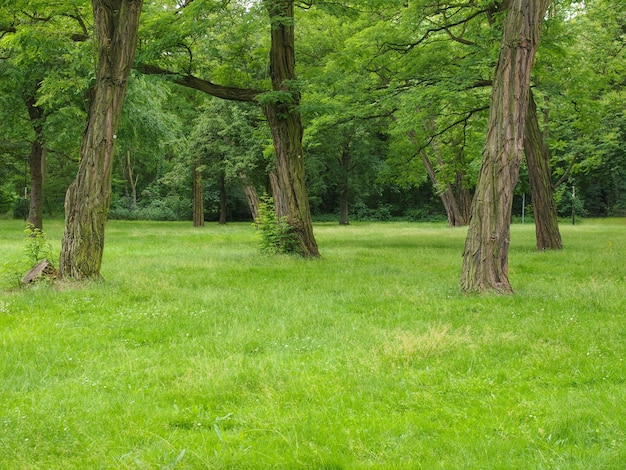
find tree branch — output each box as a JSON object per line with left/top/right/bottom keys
{"left": 383, "top": 8, "right": 489, "bottom": 53}
{"left": 136, "top": 63, "right": 263, "bottom": 102}
{"left": 412, "top": 105, "right": 489, "bottom": 156}
{"left": 553, "top": 155, "right": 577, "bottom": 188}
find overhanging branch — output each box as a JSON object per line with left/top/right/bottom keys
{"left": 136, "top": 63, "right": 263, "bottom": 102}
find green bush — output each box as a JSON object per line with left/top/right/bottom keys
{"left": 1, "top": 225, "right": 58, "bottom": 287}
{"left": 109, "top": 196, "right": 191, "bottom": 221}
{"left": 254, "top": 195, "right": 299, "bottom": 254}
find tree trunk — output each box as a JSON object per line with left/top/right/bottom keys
{"left": 524, "top": 89, "right": 562, "bottom": 250}
{"left": 262, "top": 0, "right": 319, "bottom": 257}
{"left": 218, "top": 172, "right": 227, "bottom": 225}
{"left": 338, "top": 146, "right": 350, "bottom": 225}
{"left": 408, "top": 129, "right": 467, "bottom": 227}
{"left": 460, "top": 0, "right": 551, "bottom": 293}
{"left": 60, "top": 0, "right": 142, "bottom": 280}
{"left": 193, "top": 164, "right": 204, "bottom": 227}
{"left": 126, "top": 150, "right": 138, "bottom": 209}
{"left": 25, "top": 95, "right": 45, "bottom": 230}
{"left": 268, "top": 171, "right": 288, "bottom": 217}
{"left": 457, "top": 171, "right": 472, "bottom": 224}
{"left": 239, "top": 173, "right": 260, "bottom": 221}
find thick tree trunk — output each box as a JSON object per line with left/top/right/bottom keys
{"left": 338, "top": 146, "right": 350, "bottom": 225}
{"left": 25, "top": 95, "right": 45, "bottom": 230}
{"left": 218, "top": 173, "right": 227, "bottom": 225}
{"left": 262, "top": 0, "right": 319, "bottom": 256}
{"left": 524, "top": 89, "right": 562, "bottom": 250}
{"left": 460, "top": 0, "right": 551, "bottom": 293}
{"left": 268, "top": 171, "right": 288, "bottom": 217}
{"left": 60, "top": 0, "right": 142, "bottom": 280}
{"left": 239, "top": 173, "right": 260, "bottom": 221}
{"left": 193, "top": 164, "right": 204, "bottom": 227}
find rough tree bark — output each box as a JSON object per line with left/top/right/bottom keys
{"left": 268, "top": 170, "right": 288, "bottom": 217}
{"left": 460, "top": 0, "right": 551, "bottom": 293}
{"left": 25, "top": 94, "right": 45, "bottom": 230}
{"left": 239, "top": 173, "right": 260, "bottom": 221}
{"left": 261, "top": 0, "right": 319, "bottom": 256}
{"left": 524, "top": 88, "right": 562, "bottom": 250}
{"left": 60, "top": 0, "right": 143, "bottom": 280}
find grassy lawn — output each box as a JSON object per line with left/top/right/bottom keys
{"left": 1, "top": 218, "right": 625, "bottom": 469}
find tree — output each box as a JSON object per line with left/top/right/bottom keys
{"left": 137, "top": 0, "right": 319, "bottom": 255}
{"left": 460, "top": 0, "right": 552, "bottom": 293}
{"left": 0, "top": 2, "right": 91, "bottom": 228}
{"left": 60, "top": 0, "right": 143, "bottom": 280}
{"left": 524, "top": 88, "right": 562, "bottom": 250}
{"left": 539, "top": 0, "right": 626, "bottom": 218}
{"left": 182, "top": 99, "right": 267, "bottom": 224}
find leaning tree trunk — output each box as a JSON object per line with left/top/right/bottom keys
{"left": 240, "top": 173, "right": 260, "bottom": 221}
{"left": 408, "top": 129, "right": 467, "bottom": 227}
{"left": 25, "top": 95, "right": 45, "bottom": 231}
{"left": 262, "top": 0, "right": 319, "bottom": 257}
{"left": 524, "top": 88, "right": 562, "bottom": 250}
{"left": 60, "top": 0, "right": 142, "bottom": 280}
{"left": 460, "top": 0, "right": 551, "bottom": 293}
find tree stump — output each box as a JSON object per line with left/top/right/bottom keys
{"left": 21, "top": 259, "right": 58, "bottom": 285}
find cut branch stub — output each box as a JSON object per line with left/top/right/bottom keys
{"left": 21, "top": 259, "right": 58, "bottom": 285}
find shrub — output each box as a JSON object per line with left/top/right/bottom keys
{"left": 1, "top": 225, "right": 58, "bottom": 288}
{"left": 109, "top": 196, "right": 191, "bottom": 221}
{"left": 254, "top": 195, "right": 299, "bottom": 255}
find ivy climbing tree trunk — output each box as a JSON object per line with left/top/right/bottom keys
{"left": 460, "top": 0, "right": 551, "bottom": 293}
{"left": 524, "top": 89, "right": 562, "bottom": 250}
{"left": 262, "top": 0, "right": 319, "bottom": 256}
{"left": 60, "top": 0, "right": 143, "bottom": 280}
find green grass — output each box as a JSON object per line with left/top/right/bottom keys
{"left": 1, "top": 218, "right": 625, "bottom": 469}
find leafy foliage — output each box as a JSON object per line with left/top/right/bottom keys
{"left": 0, "top": 0, "right": 624, "bottom": 224}
{"left": 254, "top": 195, "right": 299, "bottom": 254}
{"left": 1, "top": 224, "right": 58, "bottom": 287}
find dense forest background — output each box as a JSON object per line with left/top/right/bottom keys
{"left": 1, "top": 0, "right": 624, "bottom": 224}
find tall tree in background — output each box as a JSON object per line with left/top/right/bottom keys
{"left": 60, "top": 0, "right": 143, "bottom": 280}
{"left": 461, "top": 0, "right": 551, "bottom": 293}
{"left": 24, "top": 89, "right": 45, "bottom": 230}
{"left": 0, "top": 3, "right": 91, "bottom": 229}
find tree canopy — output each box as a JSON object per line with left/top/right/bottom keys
{"left": 1, "top": 0, "right": 624, "bottom": 286}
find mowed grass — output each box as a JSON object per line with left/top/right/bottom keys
{"left": 0, "top": 218, "right": 625, "bottom": 469}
